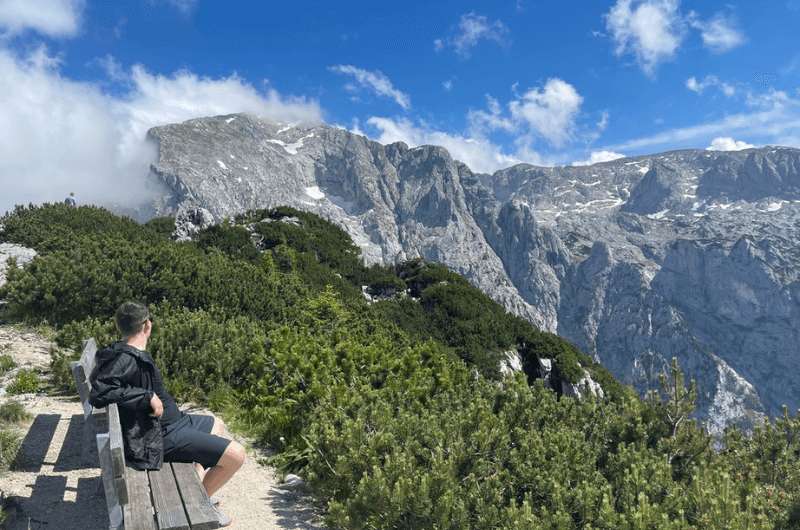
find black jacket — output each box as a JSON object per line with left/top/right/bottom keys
{"left": 89, "top": 342, "right": 164, "bottom": 470}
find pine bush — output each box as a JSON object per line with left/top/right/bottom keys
{"left": 1, "top": 204, "right": 799, "bottom": 528}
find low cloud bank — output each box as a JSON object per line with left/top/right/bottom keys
{"left": 0, "top": 46, "right": 322, "bottom": 215}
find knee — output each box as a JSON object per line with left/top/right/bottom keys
{"left": 223, "top": 441, "right": 245, "bottom": 470}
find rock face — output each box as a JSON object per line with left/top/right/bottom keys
{"left": 146, "top": 113, "right": 800, "bottom": 433}
{"left": 173, "top": 205, "right": 215, "bottom": 241}
{"left": 0, "top": 243, "right": 37, "bottom": 288}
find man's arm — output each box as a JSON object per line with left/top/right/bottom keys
{"left": 89, "top": 354, "right": 153, "bottom": 414}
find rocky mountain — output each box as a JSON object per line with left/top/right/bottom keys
{"left": 146, "top": 113, "right": 800, "bottom": 433}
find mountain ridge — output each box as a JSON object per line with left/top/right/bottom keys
{"left": 146, "top": 113, "right": 800, "bottom": 432}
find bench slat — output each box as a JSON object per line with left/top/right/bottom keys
{"left": 80, "top": 337, "right": 98, "bottom": 379}
{"left": 70, "top": 359, "right": 99, "bottom": 466}
{"left": 172, "top": 463, "right": 220, "bottom": 530}
{"left": 105, "top": 403, "right": 130, "bottom": 508}
{"left": 70, "top": 361, "right": 93, "bottom": 419}
{"left": 149, "top": 466, "right": 191, "bottom": 530}
{"left": 97, "top": 433, "right": 124, "bottom": 529}
{"left": 123, "top": 469, "right": 157, "bottom": 530}
{"left": 107, "top": 404, "right": 126, "bottom": 475}
{"left": 92, "top": 406, "right": 109, "bottom": 434}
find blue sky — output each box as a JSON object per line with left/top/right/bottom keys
{"left": 1, "top": 0, "right": 800, "bottom": 209}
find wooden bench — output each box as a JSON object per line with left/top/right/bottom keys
{"left": 71, "top": 338, "right": 221, "bottom": 530}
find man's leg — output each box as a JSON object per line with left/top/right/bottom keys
{"left": 202, "top": 441, "right": 246, "bottom": 497}
{"left": 195, "top": 417, "right": 229, "bottom": 482}
{"left": 190, "top": 415, "right": 245, "bottom": 497}
{"left": 165, "top": 415, "right": 243, "bottom": 494}
{"left": 195, "top": 462, "right": 206, "bottom": 481}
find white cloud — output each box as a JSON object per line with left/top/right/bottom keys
{"left": 94, "top": 54, "right": 126, "bottom": 82}
{"left": 365, "top": 81, "right": 587, "bottom": 173}
{"left": 609, "top": 89, "right": 800, "bottom": 152}
{"left": 508, "top": 78, "right": 583, "bottom": 147}
{"left": 147, "top": 0, "right": 197, "bottom": 15}
{"left": 686, "top": 75, "right": 735, "bottom": 96}
{"left": 0, "top": 46, "right": 322, "bottom": 215}
{"left": 689, "top": 13, "right": 744, "bottom": 53}
{"left": 436, "top": 12, "right": 509, "bottom": 58}
{"left": 572, "top": 150, "right": 626, "bottom": 166}
{"left": 468, "top": 94, "right": 515, "bottom": 135}
{"left": 604, "top": 2, "right": 746, "bottom": 75}
{"left": 605, "top": 0, "right": 685, "bottom": 76}
{"left": 329, "top": 64, "right": 410, "bottom": 110}
{"left": 366, "top": 117, "right": 525, "bottom": 173}
{"left": 0, "top": 0, "right": 84, "bottom": 37}
{"left": 706, "top": 137, "right": 755, "bottom": 151}
{"left": 442, "top": 79, "right": 454, "bottom": 92}
{"left": 165, "top": 0, "right": 196, "bottom": 14}
{"left": 466, "top": 79, "right": 586, "bottom": 154}
{"left": 745, "top": 88, "right": 793, "bottom": 110}
{"left": 596, "top": 111, "right": 610, "bottom": 132}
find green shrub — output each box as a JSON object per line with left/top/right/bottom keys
{"left": 0, "top": 428, "right": 21, "bottom": 473}
{"left": 7, "top": 369, "right": 40, "bottom": 395}
{"left": 196, "top": 223, "right": 259, "bottom": 261}
{"left": 49, "top": 317, "right": 118, "bottom": 393}
{"left": 0, "top": 354, "right": 15, "bottom": 376}
{"left": 3, "top": 203, "right": 800, "bottom": 528}
{"left": 244, "top": 206, "right": 363, "bottom": 275}
{"left": 48, "top": 348, "right": 80, "bottom": 394}
{"left": 1, "top": 235, "right": 303, "bottom": 326}
{"left": 0, "top": 401, "right": 31, "bottom": 424}
{"left": 143, "top": 216, "right": 176, "bottom": 239}
{"left": 397, "top": 259, "right": 470, "bottom": 297}
{"left": 54, "top": 317, "right": 117, "bottom": 353}
{"left": 362, "top": 264, "right": 406, "bottom": 295}
{"left": 0, "top": 203, "right": 162, "bottom": 253}
{"left": 147, "top": 303, "right": 271, "bottom": 403}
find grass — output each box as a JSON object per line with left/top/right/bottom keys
{"left": 0, "top": 354, "right": 14, "bottom": 376}
{"left": 0, "top": 428, "right": 21, "bottom": 473}
{"left": 6, "top": 369, "right": 40, "bottom": 395}
{"left": 0, "top": 401, "right": 30, "bottom": 425}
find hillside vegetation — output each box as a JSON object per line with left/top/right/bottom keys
{"left": 1, "top": 203, "right": 800, "bottom": 529}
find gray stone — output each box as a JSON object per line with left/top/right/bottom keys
{"left": 499, "top": 350, "right": 523, "bottom": 376}
{"left": 561, "top": 364, "right": 605, "bottom": 400}
{"left": 173, "top": 205, "right": 215, "bottom": 241}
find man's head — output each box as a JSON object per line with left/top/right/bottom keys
{"left": 115, "top": 301, "right": 151, "bottom": 339}
{"left": 69, "top": 192, "right": 75, "bottom": 197}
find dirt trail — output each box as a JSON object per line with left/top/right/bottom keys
{"left": 0, "top": 325, "right": 323, "bottom": 529}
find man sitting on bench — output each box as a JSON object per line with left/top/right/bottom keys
{"left": 89, "top": 301, "right": 245, "bottom": 527}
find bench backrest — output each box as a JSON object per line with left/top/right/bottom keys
{"left": 70, "top": 338, "right": 129, "bottom": 514}
{"left": 72, "top": 338, "right": 97, "bottom": 419}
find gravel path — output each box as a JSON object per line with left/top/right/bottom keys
{"left": 0, "top": 325, "right": 324, "bottom": 529}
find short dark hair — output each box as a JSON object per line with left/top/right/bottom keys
{"left": 115, "top": 301, "right": 150, "bottom": 337}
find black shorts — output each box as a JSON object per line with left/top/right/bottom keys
{"left": 162, "top": 413, "right": 231, "bottom": 469}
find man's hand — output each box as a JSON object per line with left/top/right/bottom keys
{"left": 150, "top": 393, "right": 163, "bottom": 418}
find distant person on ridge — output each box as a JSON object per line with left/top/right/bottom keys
{"left": 89, "top": 301, "right": 244, "bottom": 527}
{"left": 64, "top": 192, "right": 77, "bottom": 207}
